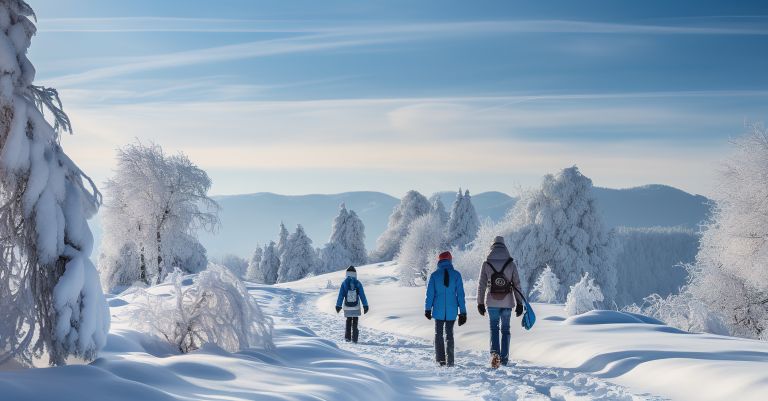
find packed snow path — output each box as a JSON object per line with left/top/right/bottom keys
{"left": 271, "top": 283, "right": 664, "bottom": 400}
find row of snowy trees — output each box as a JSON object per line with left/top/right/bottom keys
{"left": 370, "top": 189, "right": 480, "bottom": 285}
{"left": 445, "top": 167, "right": 619, "bottom": 312}
{"left": 0, "top": 0, "right": 110, "bottom": 367}
{"left": 98, "top": 142, "right": 220, "bottom": 290}
{"left": 245, "top": 203, "right": 368, "bottom": 283}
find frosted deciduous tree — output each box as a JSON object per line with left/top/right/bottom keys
{"left": 685, "top": 125, "right": 768, "bottom": 339}
{"left": 135, "top": 266, "right": 273, "bottom": 353}
{"left": 371, "top": 190, "right": 431, "bottom": 262}
{"left": 396, "top": 213, "right": 445, "bottom": 286}
{"left": 446, "top": 189, "right": 480, "bottom": 250}
{"left": 319, "top": 203, "right": 367, "bottom": 273}
{"left": 531, "top": 265, "right": 561, "bottom": 303}
{"left": 245, "top": 245, "right": 264, "bottom": 282}
{"left": 429, "top": 194, "right": 449, "bottom": 225}
{"left": 564, "top": 272, "right": 604, "bottom": 316}
{"left": 98, "top": 142, "right": 219, "bottom": 290}
{"left": 0, "top": 0, "right": 109, "bottom": 366}
{"left": 502, "top": 167, "right": 618, "bottom": 302}
{"left": 277, "top": 225, "right": 317, "bottom": 282}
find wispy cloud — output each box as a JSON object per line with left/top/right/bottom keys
{"left": 38, "top": 17, "right": 768, "bottom": 35}
{"left": 42, "top": 17, "right": 768, "bottom": 86}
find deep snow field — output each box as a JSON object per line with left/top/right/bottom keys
{"left": 1, "top": 262, "right": 767, "bottom": 401}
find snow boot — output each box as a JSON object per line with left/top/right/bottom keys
{"left": 491, "top": 353, "right": 501, "bottom": 369}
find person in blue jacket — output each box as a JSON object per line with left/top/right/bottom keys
{"left": 335, "top": 266, "right": 369, "bottom": 343}
{"left": 424, "top": 251, "right": 467, "bottom": 367}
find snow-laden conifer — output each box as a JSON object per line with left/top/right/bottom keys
{"left": 564, "top": 272, "right": 604, "bottom": 316}
{"left": 371, "top": 190, "right": 431, "bottom": 262}
{"left": 446, "top": 189, "right": 480, "bottom": 250}
{"left": 531, "top": 265, "right": 561, "bottom": 303}
{"left": 277, "top": 225, "right": 317, "bottom": 282}
{"left": 0, "top": 0, "right": 109, "bottom": 366}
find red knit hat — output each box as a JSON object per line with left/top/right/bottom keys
{"left": 438, "top": 251, "right": 452, "bottom": 261}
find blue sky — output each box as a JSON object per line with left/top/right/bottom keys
{"left": 27, "top": 0, "right": 768, "bottom": 197}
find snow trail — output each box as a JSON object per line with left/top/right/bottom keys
{"left": 272, "top": 285, "right": 665, "bottom": 401}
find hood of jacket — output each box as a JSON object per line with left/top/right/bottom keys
{"left": 487, "top": 237, "right": 511, "bottom": 263}
{"left": 437, "top": 259, "right": 454, "bottom": 270}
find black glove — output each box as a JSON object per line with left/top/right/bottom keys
{"left": 458, "top": 314, "right": 467, "bottom": 326}
{"left": 477, "top": 304, "right": 486, "bottom": 316}
{"left": 363, "top": 305, "right": 369, "bottom": 314}
{"left": 335, "top": 306, "right": 342, "bottom": 313}
{"left": 425, "top": 310, "right": 432, "bottom": 320}
{"left": 515, "top": 303, "right": 524, "bottom": 317}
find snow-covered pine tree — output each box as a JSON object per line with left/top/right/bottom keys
{"left": 685, "top": 125, "right": 768, "bottom": 339}
{"left": 446, "top": 189, "right": 480, "bottom": 250}
{"left": 245, "top": 245, "right": 264, "bottom": 282}
{"left": 259, "top": 241, "right": 281, "bottom": 285}
{"left": 396, "top": 213, "right": 445, "bottom": 286}
{"left": 370, "top": 190, "right": 431, "bottom": 262}
{"left": 564, "top": 272, "right": 604, "bottom": 316}
{"left": 429, "top": 194, "right": 449, "bottom": 225}
{"left": 276, "top": 222, "right": 289, "bottom": 256}
{"left": 502, "top": 167, "right": 618, "bottom": 302}
{"left": 319, "top": 203, "right": 367, "bottom": 273}
{"left": 531, "top": 265, "right": 561, "bottom": 303}
{"left": 0, "top": 0, "right": 109, "bottom": 366}
{"left": 277, "top": 225, "right": 317, "bottom": 282}
{"left": 98, "top": 142, "right": 219, "bottom": 289}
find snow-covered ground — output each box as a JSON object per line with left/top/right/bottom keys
{"left": 301, "top": 263, "right": 768, "bottom": 401}
{"left": 3, "top": 262, "right": 767, "bottom": 401}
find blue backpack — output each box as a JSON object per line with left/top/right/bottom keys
{"left": 512, "top": 286, "right": 536, "bottom": 330}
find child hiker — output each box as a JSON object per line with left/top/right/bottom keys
{"left": 424, "top": 251, "right": 467, "bottom": 367}
{"left": 335, "top": 266, "right": 369, "bottom": 343}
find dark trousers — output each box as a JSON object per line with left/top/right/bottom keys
{"left": 345, "top": 317, "right": 359, "bottom": 343}
{"left": 434, "top": 320, "right": 455, "bottom": 366}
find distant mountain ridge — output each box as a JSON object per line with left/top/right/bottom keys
{"left": 194, "top": 185, "right": 710, "bottom": 258}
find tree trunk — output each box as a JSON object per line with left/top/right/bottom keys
{"left": 156, "top": 229, "right": 162, "bottom": 284}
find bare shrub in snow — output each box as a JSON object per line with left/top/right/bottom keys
{"left": 277, "top": 225, "right": 317, "bottom": 282}
{"left": 531, "top": 265, "right": 561, "bottom": 303}
{"left": 135, "top": 265, "right": 273, "bottom": 353}
{"left": 0, "top": 0, "right": 109, "bottom": 366}
{"left": 623, "top": 291, "right": 728, "bottom": 335}
{"left": 319, "top": 203, "right": 367, "bottom": 274}
{"left": 396, "top": 213, "right": 445, "bottom": 286}
{"left": 564, "top": 273, "right": 604, "bottom": 316}
{"left": 370, "top": 190, "right": 431, "bottom": 262}
{"left": 98, "top": 142, "right": 219, "bottom": 290}
{"left": 446, "top": 189, "right": 480, "bottom": 250}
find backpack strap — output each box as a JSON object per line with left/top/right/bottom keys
{"left": 488, "top": 257, "right": 514, "bottom": 274}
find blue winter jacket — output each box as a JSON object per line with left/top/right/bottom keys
{"left": 335, "top": 277, "right": 369, "bottom": 308}
{"left": 425, "top": 260, "right": 467, "bottom": 321}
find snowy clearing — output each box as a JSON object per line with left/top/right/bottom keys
{"left": 2, "top": 262, "right": 767, "bottom": 400}
{"left": 303, "top": 263, "right": 768, "bottom": 401}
